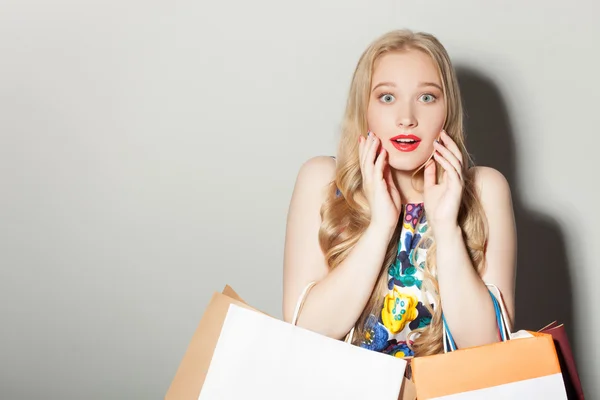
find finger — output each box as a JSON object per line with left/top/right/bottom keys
{"left": 434, "top": 140, "right": 463, "bottom": 179}
{"left": 383, "top": 156, "right": 395, "bottom": 188}
{"left": 374, "top": 148, "right": 386, "bottom": 182}
{"left": 424, "top": 158, "right": 436, "bottom": 188}
{"left": 433, "top": 152, "right": 461, "bottom": 184}
{"left": 360, "top": 132, "right": 374, "bottom": 168}
{"left": 358, "top": 136, "right": 366, "bottom": 166}
{"left": 440, "top": 130, "right": 464, "bottom": 166}
{"left": 364, "top": 133, "right": 379, "bottom": 174}
{"left": 360, "top": 134, "right": 374, "bottom": 171}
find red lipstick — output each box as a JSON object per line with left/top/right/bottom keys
{"left": 390, "top": 134, "right": 421, "bottom": 152}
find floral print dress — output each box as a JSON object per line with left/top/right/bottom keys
{"left": 358, "top": 203, "right": 434, "bottom": 359}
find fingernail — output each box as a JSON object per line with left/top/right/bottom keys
{"left": 367, "top": 131, "right": 372, "bottom": 137}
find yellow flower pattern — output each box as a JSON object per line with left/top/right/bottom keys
{"left": 381, "top": 288, "right": 419, "bottom": 334}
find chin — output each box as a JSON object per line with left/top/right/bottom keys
{"left": 388, "top": 154, "right": 430, "bottom": 173}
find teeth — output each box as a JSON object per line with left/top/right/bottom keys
{"left": 396, "top": 139, "right": 415, "bottom": 143}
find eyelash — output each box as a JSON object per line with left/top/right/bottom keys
{"left": 377, "top": 92, "right": 438, "bottom": 103}
{"left": 419, "top": 93, "right": 437, "bottom": 103}
{"left": 378, "top": 92, "right": 395, "bottom": 103}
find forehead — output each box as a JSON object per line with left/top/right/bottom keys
{"left": 371, "top": 49, "right": 441, "bottom": 87}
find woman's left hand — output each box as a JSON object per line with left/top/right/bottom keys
{"left": 424, "top": 130, "right": 465, "bottom": 236}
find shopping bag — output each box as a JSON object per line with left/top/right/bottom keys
{"left": 294, "top": 281, "right": 417, "bottom": 400}
{"left": 165, "top": 286, "right": 259, "bottom": 400}
{"left": 538, "top": 321, "right": 585, "bottom": 399}
{"left": 411, "top": 284, "right": 568, "bottom": 399}
{"left": 165, "top": 284, "right": 413, "bottom": 400}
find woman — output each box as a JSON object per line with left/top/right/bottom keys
{"left": 282, "top": 29, "right": 517, "bottom": 359}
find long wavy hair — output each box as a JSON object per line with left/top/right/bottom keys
{"left": 318, "top": 29, "right": 488, "bottom": 356}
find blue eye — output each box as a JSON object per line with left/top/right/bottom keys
{"left": 379, "top": 93, "right": 395, "bottom": 103}
{"left": 419, "top": 94, "right": 436, "bottom": 103}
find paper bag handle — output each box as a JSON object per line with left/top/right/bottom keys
{"left": 486, "top": 283, "right": 513, "bottom": 338}
{"left": 292, "top": 281, "right": 354, "bottom": 344}
{"left": 291, "top": 281, "right": 317, "bottom": 326}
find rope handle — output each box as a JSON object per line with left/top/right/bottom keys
{"left": 292, "top": 281, "right": 354, "bottom": 343}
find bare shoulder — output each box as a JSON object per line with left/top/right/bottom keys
{"left": 468, "top": 166, "right": 512, "bottom": 204}
{"left": 297, "top": 155, "right": 337, "bottom": 180}
{"left": 468, "top": 166, "right": 515, "bottom": 238}
{"left": 294, "top": 155, "right": 337, "bottom": 199}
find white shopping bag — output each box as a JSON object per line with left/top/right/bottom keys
{"left": 199, "top": 303, "right": 408, "bottom": 399}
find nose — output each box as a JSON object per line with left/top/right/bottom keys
{"left": 396, "top": 105, "right": 417, "bottom": 129}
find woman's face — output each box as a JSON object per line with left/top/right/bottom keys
{"left": 367, "top": 49, "right": 446, "bottom": 172}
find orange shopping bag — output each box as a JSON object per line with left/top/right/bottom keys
{"left": 411, "top": 284, "right": 568, "bottom": 399}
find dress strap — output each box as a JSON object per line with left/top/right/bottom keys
{"left": 330, "top": 156, "right": 342, "bottom": 198}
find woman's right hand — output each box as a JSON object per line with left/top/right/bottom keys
{"left": 358, "top": 131, "right": 402, "bottom": 236}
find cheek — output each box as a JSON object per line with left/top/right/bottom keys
{"left": 367, "top": 104, "right": 391, "bottom": 132}
{"left": 366, "top": 105, "right": 378, "bottom": 131}
{"left": 418, "top": 104, "right": 446, "bottom": 131}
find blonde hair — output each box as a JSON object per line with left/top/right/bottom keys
{"left": 318, "top": 29, "right": 487, "bottom": 356}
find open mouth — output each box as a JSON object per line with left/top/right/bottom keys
{"left": 390, "top": 135, "right": 421, "bottom": 152}
{"left": 395, "top": 138, "right": 418, "bottom": 144}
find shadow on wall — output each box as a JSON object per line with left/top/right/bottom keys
{"left": 455, "top": 66, "right": 576, "bottom": 352}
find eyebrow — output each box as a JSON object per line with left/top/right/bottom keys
{"left": 371, "top": 81, "right": 443, "bottom": 92}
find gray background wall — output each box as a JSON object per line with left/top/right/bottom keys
{"left": 1, "top": 0, "right": 597, "bottom": 398}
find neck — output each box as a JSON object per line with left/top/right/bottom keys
{"left": 392, "top": 169, "right": 425, "bottom": 204}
